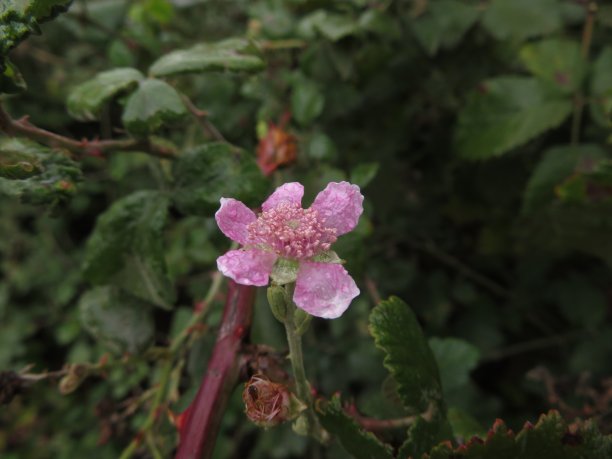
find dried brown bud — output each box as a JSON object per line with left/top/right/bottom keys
{"left": 59, "top": 364, "right": 90, "bottom": 395}
{"left": 243, "top": 374, "right": 303, "bottom": 428}
{"left": 0, "top": 371, "right": 23, "bottom": 405}
{"left": 256, "top": 123, "right": 298, "bottom": 176}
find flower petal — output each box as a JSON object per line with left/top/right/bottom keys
{"left": 311, "top": 181, "right": 364, "bottom": 236}
{"left": 293, "top": 261, "right": 359, "bottom": 319}
{"left": 217, "top": 249, "right": 277, "bottom": 286}
{"left": 215, "top": 198, "right": 256, "bottom": 245}
{"left": 262, "top": 182, "right": 304, "bottom": 212}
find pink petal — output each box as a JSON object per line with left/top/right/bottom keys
{"left": 217, "top": 249, "right": 277, "bottom": 286}
{"left": 311, "top": 182, "right": 364, "bottom": 236}
{"left": 293, "top": 261, "right": 359, "bottom": 319}
{"left": 215, "top": 198, "right": 256, "bottom": 245}
{"left": 262, "top": 182, "right": 304, "bottom": 212}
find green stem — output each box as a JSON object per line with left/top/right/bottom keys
{"left": 282, "top": 284, "right": 327, "bottom": 443}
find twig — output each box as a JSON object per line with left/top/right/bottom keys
{"left": 174, "top": 281, "right": 256, "bottom": 459}
{"left": 0, "top": 105, "right": 178, "bottom": 159}
{"left": 571, "top": 1, "right": 597, "bottom": 145}
{"left": 182, "top": 96, "right": 228, "bottom": 143}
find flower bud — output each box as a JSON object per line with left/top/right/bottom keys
{"left": 59, "top": 364, "right": 90, "bottom": 395}
{"left": 267, "top": 284, "right": 288, "bottom": 323}
{"left": 243, "top": 374, "right": 304, "bottom": 428}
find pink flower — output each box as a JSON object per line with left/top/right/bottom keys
{"left": 215, "top": 182, "right": 363, "bottom": 319}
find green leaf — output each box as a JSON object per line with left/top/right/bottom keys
{"left": 82, "top": 190, "right": 175, "bottom": 309}
{"left": 78, "top": 286, "right": 154, "bottom": 354}
{"left": 520, "top": 39, "right": 586, "bottom": 94}
{"left": 455, "top": 77, "right": 572, "bottom": 159}
{"left": 410, "top": 0, "right": 479, "bottom": 56}
{"left": 369, "top": 296, "right": 445, "bottom": 414}
{"left": 428, "top": 337, "right": 480, "bottom": 394}
{"left": 590, "top": 47, "right": 612, "bottom": 126}
{"left": 149, "top": 38, "right": 265, "bottom": 77}
{"left": 171, "top": 142, "right": 267, "bottom": 215}
{"left": 350, "top": 162, "right": 379, "bottom": 189}
{"left": 426, "top": 411, "right": 612, "bottom": 459}
{"left": 292, "top": 76, "right": 325, "bottom": 126}
{"left": 298, "top": 11, "right": 358, "bottom": 42}
{"left": 0, "top": 137, "right": 81, "bottom": 206}
{"left": 523, "top": 145, "right": 606, "bottom": 213}
{"left": 482, "top": 0, "right": 562, "bottom": 42}
{"left": 121, "top": 78, "right": 187, "bottom": 136}
{"left": 0, "top": 58, "right": 26, "bottom": 93}
{"left": 25, "top": 0, "right": 73, "bottom": 21}
{"left": 317, "top": 395, "right": 394, "bottom": 459}
{"left": 67, "top": 68, "right": 144, "bottom": 121}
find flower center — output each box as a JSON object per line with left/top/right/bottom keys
{"left": 247, "top": 202, "right": 337, "bottom": 259}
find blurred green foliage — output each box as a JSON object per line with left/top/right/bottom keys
{"left": 2, "top": 0, "right": 612, "bottom": 457}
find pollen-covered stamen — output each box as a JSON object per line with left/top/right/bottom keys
{"left": 247, "top": 202, "right": 337, "bottom": 259}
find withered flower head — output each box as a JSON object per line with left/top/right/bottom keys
{"left": 243, "top": 374, "right": 300, "bottom": 428}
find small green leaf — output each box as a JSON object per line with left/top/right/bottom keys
{"left": 0, "top": 58, "right": 26, "bottom": 94}
{"left": 520, "top": 39, "right": 586, "bottom": 94}
{"left": 82, "top": 190, "right": 175, "bottom": 309}
{"left": 455, "top": 77, "right": 572, "bottom": 159}
{"left": 0, "top": 137, "right": 81, "bottom": 207}
{"left": 350, "top": 162, "right": 379, "bottom": 189}
{"left": 298, "top": 11, "right": 358, "bottom": 42}
{"left": 428, "top": 337, "right": 480, "bottom": 394}
{"left": 67, "top": 68, "right": 144, "bottom": 121}
{"left": 369, "top": 296, "right": 445, "bottom": 414}
{"left": 317, "top": 395, "right": 394, "bottom": 459}
{"left": 523, "top": 145, "right": 605, "bottom": 213}
{"left": 482, "top": 0, "right": 562, "bottom": 42}
{"left": 121, "top": 78, "right": 187, "bottom": 137}
{"left": 171, "top": 142, "right": 267, "bottom": 215}
{"left": 149, "top": 38, "right": 265, "bottom": 77}
{"left": 410, "top": 0, "right": 479, "bottom": 56}
{"left": 78, "top": 286, "right": 154, "bottom": 355}
{"left": 292, "top": 76, "right": 325, "bottom": 126}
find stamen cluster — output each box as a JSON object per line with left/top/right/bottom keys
{"left": 247, "top": 202, "right": 337, "bottom": 259}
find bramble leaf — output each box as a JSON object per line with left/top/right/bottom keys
{"left": 292, "top": 75, "right": 325, "bottom": 126}
{"left": 82, "top": 190, "right": 175, "bottom": 309}
{"left": 317, "top": 395, "right": 394, "bottom": 459}
{"left": 171, "top": 142, "right": 267, "bottom": 215}
{"left": 482, "top": 0, "right": 562, "bottom": 42}
{"left": 121, "top": 78, "right": 187, "bottom": 136}
{"left": 410, "top": 0, "right": 479, "bottom": 56}
{"left": 149, "top": 38, "right": 264, "bottom": 77}
{"left": 67, "top": 68, "right": 144, "bottom": 121}
{"left": 590, "top": 47, "right": 612, "bottom": 126}
{"left": 455, "top": 77, "right": 572, "bottom": 159}
{"left": 78, "top": 286, "right": 154, "bottom": 354}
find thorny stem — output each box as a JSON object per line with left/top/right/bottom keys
{"left": 0, "top": 104, "right": 177, "bottom": 159}
{"left": 571, "top": 1, "right": 597, "bottom": 145}
{"left": 282, "top": 284, "right": 328, "bottom": 443}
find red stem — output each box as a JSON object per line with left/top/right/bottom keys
{"left": 174, "top": 281, "right": 256, "bottom": 459}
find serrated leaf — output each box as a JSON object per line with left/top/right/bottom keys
{"left": 26, "top": 0, "right": 73, "bottom": 21}
{"left": 350, "top": 162, "right": 379, "bottom": 189}
{"left": 121, "top": 78, "right": 187, "bottom": 136}
{"left": 317, "top": 395, "right": 394, "bottom": 459}
{"left": 149, "top": 38, "right": 264, "bottom": 77}
{"left": 426, "top": 411, "right": 612, "bottom": 459}
{"left": 428, "top": 337, "right": 480, "bottom": 394}
{"left": 369, "top": 296, "right": 445, "bottom": 414}
{"left": 0, "top": 137, "right": 81, "bottom": 206}
{"left": 78, "top": 286, "right": 154, "bottom": 354}
{"left": 171, "top": 142, "right": 267, "bottom": 215}
{"left": 482, "top": 0, "right": 562, "bottom": 42}
{"left": 67, "top": 67, "right": 144, "bottom": 121}
{"left": 455, "top": 77, "right": 572, "bottom": 159}
{"left": 292, "top": 76, "right": 325, "bottom": 126}
{"left": 400, "top": 416, "right": 452, "bottom": 459}
{"left": 82, "top": 190, "right": 175, "bottom": 309}
{"left": 523, "top": 145, "right": 606, "bottom": 213}
{"left": 410, "top": 0, "right": 479, "bottom": 56}
{"left": 520, "top": 39, "right": 586, "bottom": 94}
